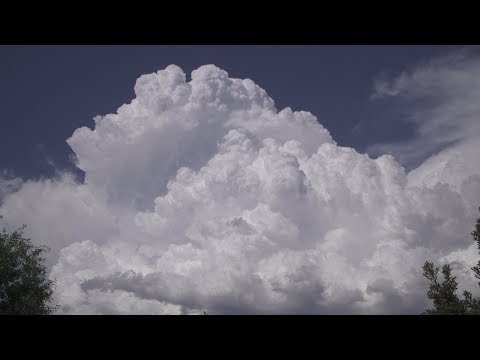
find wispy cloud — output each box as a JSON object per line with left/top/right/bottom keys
{"left": 369, "top": 47, "right": 480, "bottom": 171}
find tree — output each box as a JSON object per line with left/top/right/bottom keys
{"left": 422, "top": 207, "right": 480, "bottom": 315}
{"left": 0, "top": 216, "right": 59, "bottom": 314}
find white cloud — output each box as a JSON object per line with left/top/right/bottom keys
{"left": 1, "top": 60, "right": 479, "bottom": 314}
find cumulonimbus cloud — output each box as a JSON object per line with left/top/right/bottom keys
{"left": 1, "top": 60, "right": 480, "bottom": 314}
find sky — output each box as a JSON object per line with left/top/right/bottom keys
{"left": 1, "top": 45, "right": 480, "bottom": 314}
{"left": 0, "top": 45, "right": 464, "bottom": 180}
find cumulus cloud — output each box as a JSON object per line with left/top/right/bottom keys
{"left": 1, "top": 61, "right": 480, "bottom": 314}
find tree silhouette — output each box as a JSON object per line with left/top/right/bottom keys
{"left": 422, "top": 208, "right": 480, "bottom": 315}
{"left": 0, "top": 216, "right": 59, "bottom": 314}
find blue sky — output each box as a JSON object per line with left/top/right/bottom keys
{"left": 0, "top": 45, "right": 463, "bottom": 180}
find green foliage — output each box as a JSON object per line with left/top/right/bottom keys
{"left": 471, "top": 208, "right": 480, "bottom": 286}
{"left": 422, "top": 207, "right": 480, "bottom": 315}
{"left": 0, "top": 216, "right": 59, "bottom": 315}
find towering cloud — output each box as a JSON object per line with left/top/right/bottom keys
{"left": 1, "top": 59, "right": 479, "bottom": 314}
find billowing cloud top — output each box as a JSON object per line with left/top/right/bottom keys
{"left": 1, "top": 61, "right": 480, "bottom": 314}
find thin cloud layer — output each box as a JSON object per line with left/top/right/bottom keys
{"left": 370, "top": 47, "right": 480, "bottom": 172}
{"left": 1, "top": 61, "right": 479, "bottom": 314}
{"left": 0, "top": 171, "right": 22, "bottom": 203}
